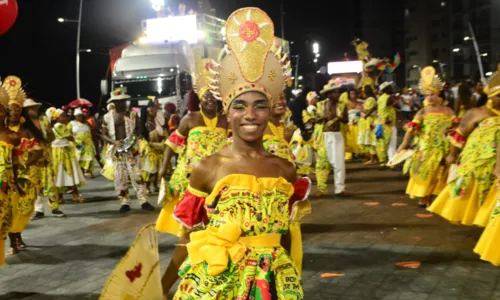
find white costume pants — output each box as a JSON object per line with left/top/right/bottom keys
{"left": 387, "top": 126, "right": 398, "bottom": 162}
{"left": 323, "top": 132, "right": 346, "bottom": 194}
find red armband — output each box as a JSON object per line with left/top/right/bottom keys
{"left": 165, "top": 130, "right": 187, "bottom": 154}
{"left": 452, "top": 117, "right": 462, "bottom": 125}
{"left": 404, "top": 121, "right": 421, "bottom": 133}
{"left": 448, "top": 130, "right": 466, "bottom": 149}
{"left": 173, "top": 190, "right": 208, "bottom": 229}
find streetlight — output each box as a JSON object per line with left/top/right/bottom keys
{"left": 57, "top": 0, "right": 83, "bottom": 99}
{"left": 80, "top": 49, "right": 91, "bottom": 53}
{"left": 464, "top": 36, "right": 471, "bottom": 41}
{"left": 315, "top": 53, "right": 320, "bottom": 58}
{"left": 312, "top": 42, "right": 319, "bottom": 54}
{"left": 412, "top": 65, "right": 418, "bottom": 69}
{"left": 481, "top": 53, "right": 488, "bottom": 57}
{"left": 298, "top": 75, "right": 303, "bottom": 80}
{"left": 313, "top": 58, "right": 318, "bottom": 63}
{"left": 433, "top": 60, "right": 439, "bottom": 63}
{"left": 453, "top": 48, "right": 460, "bottom": 52}
{"left": 486, "top": 72, "right": 493, "bottom": 76}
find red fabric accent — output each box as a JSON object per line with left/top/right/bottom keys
{"left": 173, "top": 191, "right": 208, "bottom": 229}
{"left": 289, "top": 177, "right": 311, "bottom": 215}
{"left": 125, "top": 263, "right": 142, "bottom": 283}
{"left": 167, "top": 130, "right": 186, "bottom": 147}
{"left": 452, "top": 117, "right": 462, "bottom": 125}
{"left": 449, "top": 130, "right": 467, "bottom": 147}
{"left": 404, "top": 121, "right": 421, "bottom": 133}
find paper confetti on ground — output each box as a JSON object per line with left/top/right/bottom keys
{"left": 321, "top": 273, "right": 345, "bottom": 278}
{"left": 396, "top": 261, "right": 421, "bottom": 268}
{"left": 416, "top": 213, "right": 434, "bottom": 218}
{"left": 364, "top": 202, "right": 380, "bottom": 206}
{"left": 392, "top": 203, "right": 408, "bottom": 207}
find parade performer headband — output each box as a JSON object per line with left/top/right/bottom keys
{"left": 207, "top": 7, "right": 292, "bottom": 112}
{"left": 52, "top": 109, "right": 64, "bottom": 121}
{"left": 418, "top": 66, "right": 443, "bottom": 96}
{"left": 484, "top": 66, "right": 500, "bottom": 99}
{"left": 2, "top": 76, "right": 26, "bottom": 107}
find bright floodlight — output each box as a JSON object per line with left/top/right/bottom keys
{"left": 433, "top": 60, "right": 439, "bottom": 63}
{"left": 197, "top": 30, "right": 206, "bottom": 39}
{"left": 481, "top": 53, "right": 488, "bottom": 57}
{"left": 464, "top": 36, "right": 471, "bottom": 41}
{"left": 327, "top": 60, "right": 363, "bottom": 75}
{"left": 315, "top": 53, "right": 320, "bottom": 58}
{"left": 412, "top": 65, "right": 418, "bottom": 68}
{"left": 298, "top": 75, "right": 303, "bottom": 80}
{"left": 58, "top": 18, "right": 65, "bottom": 23}
{"left": 313, "top": 58, "right": 318, "bottom": 63}
{"left": 453, "top": 48, "right": 460, "bottom": 52}
{"left": 486, "top": 72, "right": 493, "bottom": 76}
{"left": 138, "top": 36, "right": 147, "bottom": 44}
{"left": 312, "top": 42, "right": 319, "bottom": 54}
{"left": 86, "top": 49, "right": 91, "bottom": 52}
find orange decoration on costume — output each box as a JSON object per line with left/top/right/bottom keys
{"left": 239, "top": 20, "right": 260, "bottom": 42}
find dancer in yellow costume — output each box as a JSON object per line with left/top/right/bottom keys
{"left": 358, "top": 85, "right": 377, "bottom": 164}
{"left": 3, "top": 76, "right": 43, "bottom": 255}
{"left": 160, "top": 8, "right": 305, "bottom": 298}
{"left": 429, "top": 70, "right": 500, "bottom": 226}
{"left": 345, "top": 89, "right": 363, "bottom": 160}
{"left": 0, "top": 80, "right": 22, "bottom": 265}
{"left": 68, "top": 108, "right": 96, "bottom": 176}
{"left": 366, "top": 81, "right": 397, "bottom": 166}
{"left": 398, "top": 67, "right": 454, "bottom": 207}
{"left": 263, "top": 92, "right": 294, "bottom": 163}
{"left": 156, "top": 59, "right": 229, "bottom": 236}
{"left": 100, "top": 103, "right": 115, "bottom": 180}
{"left": 31, "top": 104, "right": 65, "bottom": 219}
{"left": 290, "top": 91, "right": 318, "bottom": 176}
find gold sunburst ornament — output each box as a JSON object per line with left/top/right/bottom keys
{"left": 484, "top": 65, "right": 500, "bottom": 99}
{"left": 418, "top": 66, "right": 444, "bottom": 95}
{"left": 207, "top": 7, "right": 292, "bottom": 112}
{"left": 2, "top": 76, "right": 26, "bottom": 107}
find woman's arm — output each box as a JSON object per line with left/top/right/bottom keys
{"left": 161, "top": 233, "right": 190, "bottom": 297}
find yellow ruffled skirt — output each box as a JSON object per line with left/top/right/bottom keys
{"left": 155, "top": 199, "right": 181, "bottom": 236}
{"left": 11, "top": 179, "right": 37, "bottom": 233}
{"left": 406, "top": 173, "right": 439, "bottom": 198}
{"left": 346, "top": 124, "right": 360, "bottom": 154}
{"left": 428, "top": 179, "right": 498, "bottom": 227}
{"left": 474, "top": 210, "right": 500, "bottom": 266}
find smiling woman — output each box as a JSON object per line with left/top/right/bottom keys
{"left": 155, "top": 7, "right": 309, "bottom": 300}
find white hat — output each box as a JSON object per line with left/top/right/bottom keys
{"left": 108, "top": 88, "right": 130, "bottom": 103}
{"left": 379, "top": 81, "right": 394, "bottom": 92}
{"left": 45, "top": 107, "right": 56, "bottom": 120}
{"left": 320, "top": 80, "right": 342, "bottom": 95}
{"left": 74, "top": 108, "right": 83, "bottom": 116}
{"left": 23, "top": 98, "right": 42, "bottom": 108}
{"left": 306, "top": 91, "right": 318, "bottom": 102}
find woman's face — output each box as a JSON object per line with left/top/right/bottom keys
{"left": 349, "top": 90, "right": 357, "bottom": 101}
{"left": 8, "top": 103, "right": 21, "bottom": 124}
{"left": 427, "top": 92, "right": 439, "bottom": 105}
{"left": 200, "top": 90, "right": 217, "bottom": 113}
{"left": 27, "top": 107, "right": 39, "bottom": 118}
{"left": 58, "top": 113, "right": 69, "bottom": 124}
{"left": 227, "top": 91, "right": 270, "bottom": 143}
{"left": 75, "top": 114, "right": 84, "bottom": 122}
{"left": 271, "top": 95, "right": 287, "bottom": 116}
{"left": 491, "top": 96, "right": 500, "bottom": 109}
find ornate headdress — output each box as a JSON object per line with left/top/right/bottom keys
{"left": 207, "top": 7, "right": 292, "bottom": 112}
{"left": 419, "top": 66, "right": 444, "bottom": 95}
{"left": 194, "top": 58, "right": 214, "bottom": 99}
{"left": 484, "top": 65, "right": 500, "bottom": 98}
{"left": 2, "top": 76, "right": 26, "bottom": 107}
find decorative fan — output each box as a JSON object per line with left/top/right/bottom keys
{"left": 387, "top": 149, "right": 415, "bottom": 167}
{"left": 117, "top": 136, "right": 137, "bottom": 153}
{"left": 100, "top": 224, "right": 163, "bottom": 300}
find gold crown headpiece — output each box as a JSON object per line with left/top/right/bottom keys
{"left": 194, "top": 58, "right": 214, "bottom": 99}
{"left": 207, "top": 7, "right": 292, "bottom": 112}
{"left": 0, "top": 78, "right": 10, "bottom": 109}
{"left": 484, "top": 65, "right": 500, "bottom": 98}
{"left": 418, "top": 66, "right": 444, "bottom": 95}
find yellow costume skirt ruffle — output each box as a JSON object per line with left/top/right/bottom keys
{"left": 290, "top": 222, "right": 303, "bottom": 275}
{"left": 474, "top": 203, "right": 500, "bottom": 266}
{"left": 432, "top": 166, "right": 448, "bottom": 196}
{"left": 406, "top": 173, "right": 440, "bottom": 198}
{"left": 346, "top": 124, "right": 361, "bottom": 154}
{"left": 11, "top": 180, "right": 37, "bottom": 233}
{"left": 427, "top": 179, "right": 497, "bottom": 227}
{"left": 155, "top": 197, "right": 182, "bottom": 236}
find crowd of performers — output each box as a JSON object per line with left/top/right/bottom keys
{"left": 3, "top": 7, "right": 500, "bottom": 299}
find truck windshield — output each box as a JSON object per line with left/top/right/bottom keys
{"left": 114, "top": 77, "right": 176, "bottom": 98}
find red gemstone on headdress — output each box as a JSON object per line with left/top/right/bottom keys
{"left": 239, "top": 87, "right": 243, "bottom": 91}
{"left": 251, "top": 84, "right": 255, "bottom": 87}
{"left": 239, "top": 20, "right": 260, "bottom": 43}
{"left": 9, "top": 80, "right": 16, "bottom": 87}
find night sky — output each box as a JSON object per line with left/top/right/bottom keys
{"left": 0, "top": 0, "right": 397, "bottom": 108}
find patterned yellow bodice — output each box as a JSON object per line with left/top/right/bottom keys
{"left": 203, "top": 174, "right": 294, "bottom": 236}
{"left": 263, "top": 122, "right": 294, "bottom": 163}
{"left": 0, "top": 141, "right": 14, "bottom": 191}
{"left": 376, "top": 94, "right": 396, "bottom": 125}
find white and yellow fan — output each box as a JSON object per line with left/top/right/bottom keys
{"left": 387, "top": 149, "right": 415, "bottom": 167}
{"left": 100, "top": 224, "right": 163, "bottom": 300}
